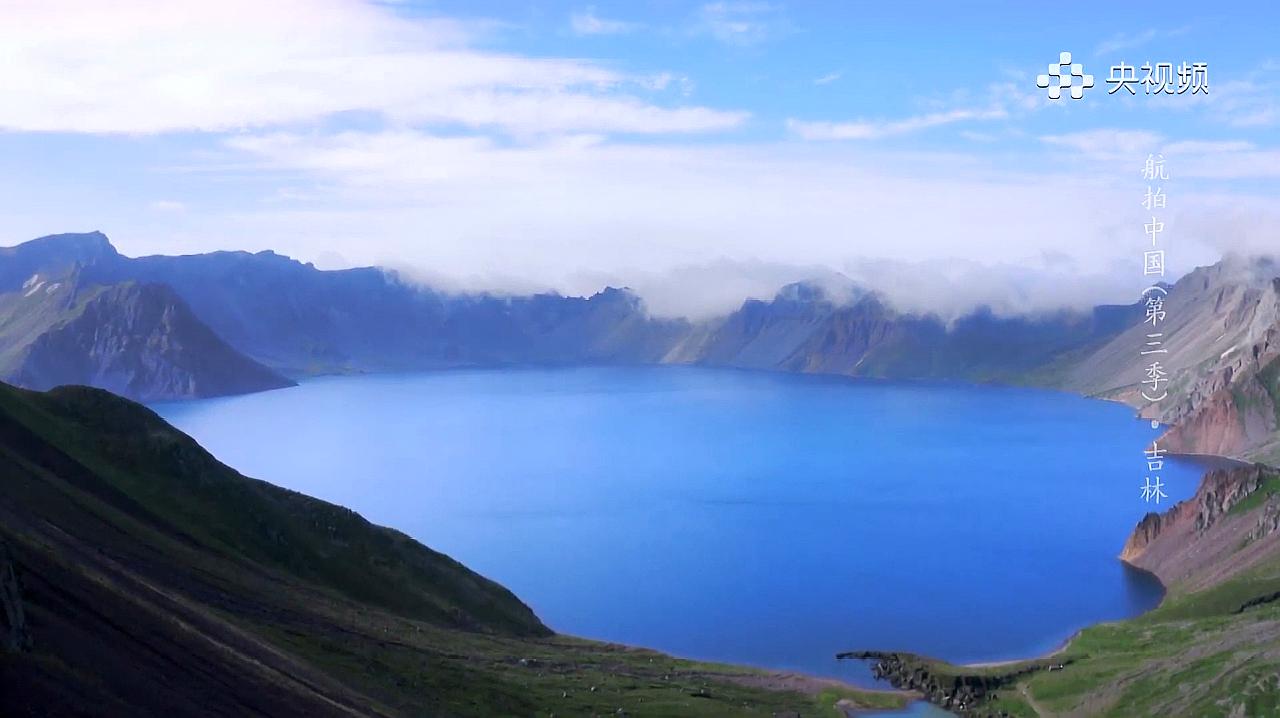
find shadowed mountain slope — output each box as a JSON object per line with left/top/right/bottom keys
{"left": 0, "top": 268, "right": 293, "bottom": 402}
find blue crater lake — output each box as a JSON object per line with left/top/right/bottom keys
{"left": 156, "top": 366, "right": 1215, "bottom": 686}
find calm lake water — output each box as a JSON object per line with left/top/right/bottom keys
{"left": 156, "top": 366, "right": 1214, "bottom": 687}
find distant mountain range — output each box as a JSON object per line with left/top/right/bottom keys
{"left": 12, "top": 232, "right": 686, "bottom": 376}
{"left": 2, "top": 231, "right": 1277, "bottom": 461}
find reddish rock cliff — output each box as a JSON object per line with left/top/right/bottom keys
{"left": 1122, "top": 464, "right": 1280, "bottom": 593}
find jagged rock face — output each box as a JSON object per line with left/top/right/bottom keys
{"left": 1160, "top": 342, "right": 1280, "bottom": 461}
{"left": 2, "top": 279, "right": 294, "bottom": 402}
{"left": 1156, "top": 271, "right": 1280, "bottom": 460}
{"left": 670, "top": 290, "right": 896, "bottom": 371}
{"left": 1250, "top": 499, "right": 1280, "bottom": 543}
{"left": 1121, "top": 464, "right": 1279, "bottom": 593}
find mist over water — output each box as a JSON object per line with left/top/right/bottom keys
{"left": 157, "top": 366, "right": 1213, "bottom": 686}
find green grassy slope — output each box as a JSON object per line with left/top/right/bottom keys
{"left": 0, "top": 382, "right": 906, "bottom": 717}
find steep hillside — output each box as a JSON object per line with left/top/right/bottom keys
{"left": 1121, "top": 463, "right": 1280, "bottom": 593}
{"left": 0, "top": 272, "right": 293, "bottom": 402}
{"left": 844, "top": 463, "right": 1280, "bottom": 717}
{"left": 0, "top": 381, "right": 905, "bottom": 717}
{"left": 1060, "top": 257, "right": 1280, "bottom": 462}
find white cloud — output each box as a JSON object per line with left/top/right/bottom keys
{"left": 1212, "top": 79, "right": 1280, "bottom": 128}
{"left": 1039, "top": 129, "right": 1162, "bottom": 159}
{"left": 1094, "top": 29, "right": 1159, "bottom": 56}
{"left": 172, "top": 127, "right": 1251, "bottom": 319}
{"left": 1178, "top": 150, "right": 1280, "bottom": 179}
{"left": 0, "top": 0, "right": 742, "bottom": 135}
{"left": 1093, "top": 27, "right": 1189, "bottom": 56}
{"left": 570, "top": 7, "right": 638, "bottom": 35}
{"left": 3, "top": 1, "right": 1274, "bottom": 322}
{"left": 788, "top": 79, "right": 1032, "bottom": 142}
{"left": 1038, "top": 131, "right": 1280, "bottom": 179}
{"left": 567, "top": 259, "right": 848, "bottom": 320}
{"left": 788, "top": 108, "right": 1007, "bottom": 141}
{"left": 1162, "top": 140, "right": 1255, "bottom": 154}
{"left": 813, "top": 72, "right": 841, "bottom": 86}
{"left": 396, "top": 91, "right": 746, "bottom": 135}
{"left": 694, "top": 2, "right": 783, "bottom": 46}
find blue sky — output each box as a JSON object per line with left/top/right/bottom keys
{"left": 426, "top": 1, "right": 1274, "bottom": 143}
{"left": 0, "top": 1, "right": 1276, "bottom": 317}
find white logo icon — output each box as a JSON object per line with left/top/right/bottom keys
{"left": 1036, "top": 52, "right": 1094, "bottom": 100}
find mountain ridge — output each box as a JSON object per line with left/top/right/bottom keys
{"left": 4, "top": 232, "right": 1279, "bottom": 460}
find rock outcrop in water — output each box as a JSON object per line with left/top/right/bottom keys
{"left": 836, "top": 651, "right": 1071, "bottom": 717}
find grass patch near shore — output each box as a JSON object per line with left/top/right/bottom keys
{"left": 1021, "top": 602, "right": 1280, "bottom": 717}
{"left": 1010, "top": 585, "right": 1280, "bottom": 716}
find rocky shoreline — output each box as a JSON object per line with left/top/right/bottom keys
{"left": 835, "top": 651, "right": 1071, "bottom": 717}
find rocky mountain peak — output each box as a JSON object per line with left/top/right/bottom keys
{"left": 1179, "top": 254, "right": 1280, "bottom": 295}
{"left": 20, "top": 231, "right": 118, "bottom": 261}
{"left": 772, "top": 275, "right": 866, "bottom": 306}
{"left": 0, "top": 232, "right": 120, "bottom": 292}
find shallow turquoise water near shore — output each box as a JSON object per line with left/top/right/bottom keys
{"left": 157, "top": 366, "right": 1218, "bottom": 687}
